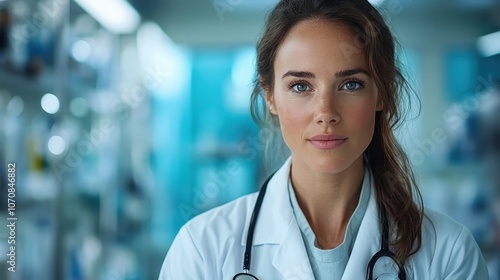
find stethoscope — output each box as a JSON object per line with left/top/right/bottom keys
{"left": 233, "top": 173, "right": 407, "bottom": 280}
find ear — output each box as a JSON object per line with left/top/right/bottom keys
{"left": 265, "top": 90, "right": 277, "bottom": 115}
{"left": 260, "top": 75, "right": 277, "bottom": 115}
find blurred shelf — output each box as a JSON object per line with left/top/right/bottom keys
{"left": 0, "top": 67, "right": 95, "bottom": 112}
{"left": 0, "top": 67, "right": 54, "bottom": 107}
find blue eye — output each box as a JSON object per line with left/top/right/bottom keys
{"left": 291, "top": 82, "right": 310, "bottom": 92}
{"left": 342, "top": 81, "right": 363, "bottom": 91}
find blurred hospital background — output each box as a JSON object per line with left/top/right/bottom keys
{"left": 0, "top": 0, "right": 499, "bottom": 279}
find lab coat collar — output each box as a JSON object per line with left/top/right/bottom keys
{"left": 240, "top": 156, "right": 384, "bottom": 279}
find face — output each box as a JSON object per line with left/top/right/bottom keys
{"left": 267, "top": 19, "right": 382, "bottom": 175}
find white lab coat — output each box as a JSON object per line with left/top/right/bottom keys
{"left": 159, "top": 158, "right": 489, "bottom": 279}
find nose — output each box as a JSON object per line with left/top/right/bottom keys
{"left": 314, "top": 93, "right": 340, "bottom": 125}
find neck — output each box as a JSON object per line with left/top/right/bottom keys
{"left": 290, "top": 156, "right": 365, "bottom": 248}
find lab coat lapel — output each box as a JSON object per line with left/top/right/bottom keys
{"left": 241, "top": 157, "right": 315, "bottom": 279}
{"left": 268, "top": 158, "right": 314, "bottom": 280}
{"left": 272, "top": 219, "right": 315, "bottom": 280}
{"left": 342, "top": 180, "right": 382, "bottom": 279}
{"left": 240, "top": 157, "right": 294, "bottom": 246}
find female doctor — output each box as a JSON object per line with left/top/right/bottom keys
{"left": 159, "top": 0, "right": 489, "bottom": 279}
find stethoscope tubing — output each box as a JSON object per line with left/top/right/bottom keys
{"left": 242, "top": 173, "right": 273, "bottom": 272}
{"left": 238, "top": 172, "right": 407, "bottom": 280}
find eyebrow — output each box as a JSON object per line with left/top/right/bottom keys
{"left": 335, "top": 68, "right": 370, "bottom": 78}
{"left": 281, "top": 71, "right": 315, "bottom": 79}
{"left": 281, "top": 68, "right": 370, "bottom": 79}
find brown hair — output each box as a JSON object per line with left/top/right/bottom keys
{"left": 250, "top": 0, "right": 423, "bottom": 263}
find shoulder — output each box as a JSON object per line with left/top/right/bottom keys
{"left": 182, "top": 191, "right": 258, "bottom": 246}
{"left": 422, "top": 207, "right": 466, "bottom": 239}
{"left": 159, "top": 192, "right": 259, "bottom": 279}
{"left": 420, "top": 207, "right": 478, "bottom": 254}
{"left": 412, "top": 207, "right": 488, "bottom": 279}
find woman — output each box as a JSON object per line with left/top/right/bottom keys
{"left": 159, "top": 0, "right": 489, "bottom": 279}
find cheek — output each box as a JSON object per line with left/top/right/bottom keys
{"left": 345, "top": 103, "right": 378, "bottom": 136}
{"left": 274, "top": 98, "right": 310, "bottom": 146}
{"left": 276, "top": 105, "right": 305, "bottom": 142}
{"left": 274, "top": 94, "right": 309, "bottom": 124}
{"left": 278, "top": 105, "right": 304, "bottom": 123}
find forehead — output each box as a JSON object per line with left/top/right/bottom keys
{"left": 274, "top": 19, "right": 368, "bottom": 76}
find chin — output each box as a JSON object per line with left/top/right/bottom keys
{"left": 306, "top": 155, "right": 355, "bottom": 175}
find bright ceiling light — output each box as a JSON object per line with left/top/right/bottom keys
{"left": 477, "top": 30, "right": 500, "bottom": 57}
{"left": 74, "top": 0, "right": 140, "bottom": 34}
{"left": 41, "top": 93, "right": 60, "bottom": 114}
{"left": 48, "top": 136, "right": 67, "bottom": 155}
{"left": 72, "top": 40, "right": 92, "bottom": 62}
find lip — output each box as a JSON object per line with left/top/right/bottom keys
{"left": 308, "top": 134, "right": 347, "bottom": 149}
